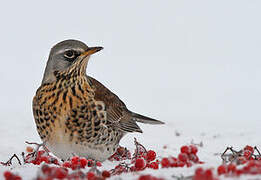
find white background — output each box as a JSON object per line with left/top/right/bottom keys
{"left": 0, "top": 1, "right": 260, "bottom": 179}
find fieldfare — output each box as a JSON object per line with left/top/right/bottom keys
{"left": 32, "top": 39, "right": 164, "bottom": 161}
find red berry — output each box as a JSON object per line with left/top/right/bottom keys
{"left": 161, "top": 157, "right": 170, "bottom": 168}
{"left": 71, "top": 163, "right": 78, "bottom": 170}
{"left": 189, "top": 154, "right": 199, "bottom": 163}
{"left": 62, "top": 161, "right": 71, "bottom": 168}
{"left": 37, "top": 150, "right": 45, "bottom": 157}
{"left": 51, "top": 158, "right": 59, "bottom": 165}
{"left": 96, "top": 161, "right": 102, "bottom": 167}
{"left": 186, "top": 161, "right": 192, "bottom": 167}
{"left": 55, "top": 168, "right": 68, "bottom": 179}
{"left": 130, "top": 166, "right": 136, "bottom": 172}
{"left": 102, "top": 170, "right": 111, "bottom": 178}
{"left": 138, "top": 175, "right": 152, "bottom": 180}
{"left": 71, "top": 156, "right": 79, "bottom": 165}
{"left": 244, "top": 145, "right": 254, "bottom": 153}
{"left": 227, "top": 163, "right": 236, "bottom": 173}
{"left": 135, "top": 158, "right": 146, "bottom": 170}
{"left": 34, "top": 160, "right": 41, "bottom": 165}
{"left": 195, "top": 167, "right": 204, "bottom": 176}
{"left": 146, "top": 150, "right": 156, "bottom": 161}
{"left": 4, "top": 171, "right": 13, "bottom": 179}
{"left": 41, "top": 164, "right": 51, "bottom": 174}
{"left": 217, "top": 165, "right": 227, "bottom": 175}
{"left": 86, "top": 171, "right": 95, "bottom": 179}
{"left": 244, "top": 150, "right": 252, "bottom": 159}
{"left": 204, "top": 169, "right": 213, "bottom": 179}
{"left": 178, "top": 153, "right": 189, "bottom": 162}
{"left": 79, "top": 158, "right": 87, "bottom": 168}
{"left": 40, "top": 156, "right": 49, "bottom": 163}
{"left": 190, "top": 145, "right": 198, "bottom": 154}
{"left": 177, "top": 161, "right": 185, "bottom": 167}
{"left": 180, "top": 145, "right": 190, "bottom": 154}
{"left": 149, "top": 162, "right": 159, "bottom": 169}
{"left": 13, "top": 176, "right": 22, "bottom": 180}
{"left": 235, "top": 169, "right": 243, "bottom": 176}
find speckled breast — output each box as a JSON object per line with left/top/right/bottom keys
{"left": 33, "top": 77, "right": 122, "bottom": 161}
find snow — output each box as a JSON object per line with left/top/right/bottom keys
{"left": 0, "top": 116, "right": 260, "bottom": 179}
{"left": 1, "top": 0, "right": 261, "bottom": 179}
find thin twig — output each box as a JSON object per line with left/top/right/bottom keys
{"left": 133, "top": 138, "right": 147, "bottom": 160}
{"left": 0, "top": 154, "right": 22, "bottom": 166}
{"left": 255, "top": 146, "right": 261, "bottom": 156}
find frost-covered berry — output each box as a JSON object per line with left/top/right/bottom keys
{"left": 227, "top": 163, "right": 236, "bottom": 173}
{"left": 217, "top": 165, "right": 227, "bottom": 175}
{"left": 146, "top": 150, "right": 156, "bottom": 161}
{"left": 79, "top": 158, "right": 87, "bottom": 168}
{"left": 135, "top": 158, "right": 146, "bottom": 170}
{"left": 71, "top": 156, "right": 79, "bottom": 165}
{"left": 149, "top": 162, "right": 159, "bottom": 169}
{"left": 161, "top": 158, "right": 170, "bottom": 168}
{"left": 189, "top": 145, "right": 198, "bottom": 154}
{"left": 180, "top": 145, "right": 190, "bottom": 154}
{"left": 96, "top": 161, "right": 102, "bottom": 167}
{"left": 102, "top": 170, "right": 111, "bottom": 178}
{"left": 244, "top": 145, "right": 254, "bottom": 153}
{"left": 178, "top": 153, "right": 188, "bottom": 162}
{"left": 86, "top": 171, "right": 95, "bottom": 179}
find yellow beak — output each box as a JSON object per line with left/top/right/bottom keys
{"left": 81, "top": 46, "right": 103, "bottom": 57}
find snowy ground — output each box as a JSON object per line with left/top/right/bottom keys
{"left": 0, "top": 114, "right": 260, "bottom": 179}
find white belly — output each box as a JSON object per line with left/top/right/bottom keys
{"left": 46, "top": 140, "right": 117, "bottom": 162}
{"left": 45, "top": 125, "right": 117, "bottom": 161}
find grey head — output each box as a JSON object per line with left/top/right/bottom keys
{"left": 42, "top": 39, "right": 103, "bottom": 84}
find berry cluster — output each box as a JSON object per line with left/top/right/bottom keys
{"left": 109, "top": 141, "right": 202, "bottom": 177}
{"left": 3, "top": 171, "right": 22, "bottom": 180}
{"left": 62, "top": 156, "right": 101, "bottom": 170}
{"left": 108, "top": 146, "right": 131, "bottom": 161}
{"left": 217, "top": 145, "right": 261, "bottom": 176}
{"left": 37, "top": 164, "right": 111, "bottom": 180}
{"left": 38, "top": 164, "right": 69, "bottom": 179}
{"left": 131, "top": 139, "right": 159, "bottom": 171}
{"left": 193, "top": 167, "right": 219, "bottom": 180}
{"left": 161, "top": 145, "right": 202, "bottom": 168}
{"left": 221, "top": 145, "right": 261, "bottom": 164}
{"left": 23, "top": 149, "right": 59, "bottom": 165}
{"left": 109, "top": 138, "right": 161, "bottom": 175}
{"left": 133, "top": 151, "right": 158, "bottom": 171}
{"left": 2, "top": 139, "right": 205, "bottom": 180}
{"left": 132, "top": 148, "right": 159, "bottom": 171}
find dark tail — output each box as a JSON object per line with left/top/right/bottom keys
{"left": 131, "top": 112, "right": 164, "bottom": 125}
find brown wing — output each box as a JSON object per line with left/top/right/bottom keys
{"left": 87, "top": 76, "right": 143, "bottom": 133}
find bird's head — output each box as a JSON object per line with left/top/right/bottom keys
{"left": 42, "top": 39, "right": 103, "bottom": 84}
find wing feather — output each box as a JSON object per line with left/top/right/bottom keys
{"left": 88, "top": 76, "right": 142, "bottom": 133}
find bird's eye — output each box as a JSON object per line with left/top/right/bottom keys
{"left": 64, "top": 50, "right": 76, "bottom": 60}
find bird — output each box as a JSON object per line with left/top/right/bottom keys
{"left": 32, "top": 39, "right": 164, "bottom": 162}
